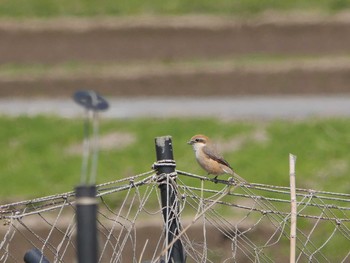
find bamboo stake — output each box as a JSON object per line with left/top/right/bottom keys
{"left": 289, "top": 154, "right": 297, "bottom": 263}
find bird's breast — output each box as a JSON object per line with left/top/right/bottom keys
{"left": 195, "top": 149, "right": 226, "bottom": 175}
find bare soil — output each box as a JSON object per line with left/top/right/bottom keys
{"left": 2, "top": 218, "right": 283, "bottom": 262}
{"left": 1, "top": 15, "right": 350, "bottom": 97}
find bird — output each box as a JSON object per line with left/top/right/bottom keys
{"left": 187, "top": 134, "right": 246, "bottom": 183}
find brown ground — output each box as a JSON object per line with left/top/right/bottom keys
{"left": 3, "top": 217, "right": 284, "bottom": 262}
{"left": 1, "top": 14, "right": 350, "bottom": 98}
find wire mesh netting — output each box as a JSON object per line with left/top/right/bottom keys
{"left": 1, "top": 169, "right": 349, "bottom": 262}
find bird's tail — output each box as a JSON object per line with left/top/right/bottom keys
{"left": 232, "top": 172, "right": 248, "bottom": 183}
{"left": 229, "top": 169, "right": 247, "bottom": 183}
{"left": 224, "top": 167, "right": 247, "bottom": 183}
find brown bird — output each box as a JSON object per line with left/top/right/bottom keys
{"left": 188, "top": 134, "right": 245, "bottom": 182}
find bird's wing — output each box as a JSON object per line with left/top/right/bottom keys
{"left": 203, "top": 144, "right": 233, "bottom": 170}
{"left": 203, "top": 144, "right": 247, "bottom": 183}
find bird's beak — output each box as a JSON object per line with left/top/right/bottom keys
{"left": 187, "top": 140, "right": 194, "bottom": 145}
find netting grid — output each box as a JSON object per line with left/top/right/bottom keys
{"left": 1, "top": 165, "right": 349, "bottom": 262}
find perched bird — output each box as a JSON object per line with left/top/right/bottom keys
{"left": 187, "top": 134, "right": 245, "bottom": 182}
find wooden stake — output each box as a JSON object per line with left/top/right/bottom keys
{"left": 289, "top": 154, "right": 297, "bottom": 263}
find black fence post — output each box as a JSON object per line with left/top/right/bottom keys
{"left": 73, "top": 90, "right": 108, "bottom": 263}
{"left": 75, "top": 185, "right": 98, "bottom": 263}
{"left": 154, "top": 136, "right": 186, "bottom": 263}
{"left": 23, "top": 248, "right": 50, "bottom": 263}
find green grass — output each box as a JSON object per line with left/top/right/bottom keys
{"left": 1, "top": 115, "right": 349, "bottom": 200}
{"left": 0, "top": 0, "right": 350, "bottom": 18}
{"left": 1, "top": 115, "right": 349, "bottom": 260}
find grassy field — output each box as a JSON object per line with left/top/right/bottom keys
{"left": 1, "top": 115, "right": 348, "bottom": 260}
{"left": 0, "top": 0, "right": 350, "bottom": 17}
{"left": 1, "top": 115, "right": 349, "bottom": 200}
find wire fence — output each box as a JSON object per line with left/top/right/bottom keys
{"left": 1, "top": 166, "right": 349, "bottom": 262}
{"left": 3, "top": 92, "right": 349, "bottom": 262}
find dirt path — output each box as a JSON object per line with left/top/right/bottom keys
{"left": 2, "top": 96, "right": 350, "bottom": 119}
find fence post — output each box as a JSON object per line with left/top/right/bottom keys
{"left": 75, "top": 185, "right": 98, "bottom": 263}
{"left": 289, "top": 154, "right": 297, "bottom": 263}
{"left": 23, "top": 248, "right": 50, "bottom": 263}
{"left": 73, "top": 90, "right": 109, "bottom": 263}
{"left": 154, "top": 136, "right": 186, "bottom": 263}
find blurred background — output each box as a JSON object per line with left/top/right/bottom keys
{"left": 0, "top": 0, "right": 350, "bottom": 201}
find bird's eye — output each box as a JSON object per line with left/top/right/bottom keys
{"left": 195, "top": 138, "right": 202, "bottom": 142}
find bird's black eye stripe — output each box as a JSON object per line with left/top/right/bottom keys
{"left": 195, "top": 138, "right": 203, "bottom": 142}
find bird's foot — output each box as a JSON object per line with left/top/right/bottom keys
{"left": 213, "top": 176, "right": 219, "bottom": 184}
{"left": 228, "top": 177, "right": 235, "bottom": 184}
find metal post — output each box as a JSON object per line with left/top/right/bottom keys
{"left": 154, "top": 136, "right": 186, "bottom": 263}
{"left": 75, "top": 185, "right": 98, "bottom": 263}
{"left": 23, "top": 248, "right": 50, "bottom": 263}
{"left": 73, "top": 90, "right": 109, "bottom": 263}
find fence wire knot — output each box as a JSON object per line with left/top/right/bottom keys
{"left": 129, "top": 177, "right": 135, "bottom": 186}
{"left": 152, "top": 159, "right": 176, "bottom": 170}
{"left": 156, "top": 172, "right": 178, "bottom": 184}
{"left": 308, "top": 189, "right": 316, "bottom": 196}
